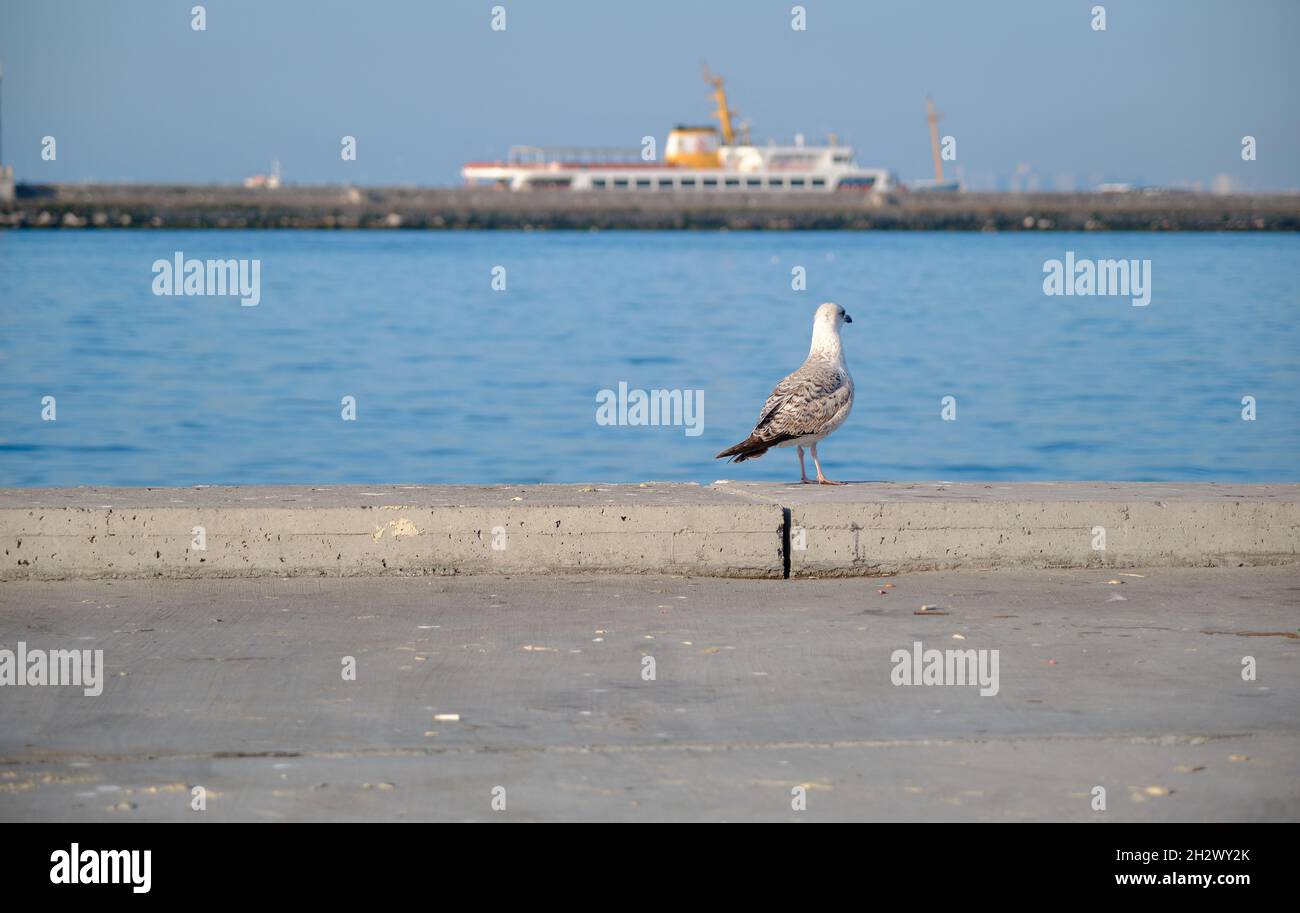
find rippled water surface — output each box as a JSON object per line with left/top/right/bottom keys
{"left": 1, "top": 230, "right": 1296, "bottom": 485}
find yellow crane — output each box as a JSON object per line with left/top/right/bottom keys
{"left": 925, "top": 96, "right": 945, "bottom": 184}
{"left": 701, "top": 63, "right": 748, "bottom": 145}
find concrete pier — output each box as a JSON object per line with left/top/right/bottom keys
{"left": 2, "top": 483, "right": 1297, "bottom": 581}
{"left": 1, "top": 567, "right": 1297, "bottom": 822}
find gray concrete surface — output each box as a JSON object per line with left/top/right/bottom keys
{"left": 3, "top": 483, "right": 1297, "bottom": 581}
{"left": 1, "top": 566, "right": 1296, "bottom": 821}
{"left": 0, "top": 484, "right": 785, "bottom": 580}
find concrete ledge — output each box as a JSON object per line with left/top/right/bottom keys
{"left": 0, "top": 485, "right": 785, "bottom": 580}
{"left": 1, "top": 483, "right": 1297, "bottom": 581}
{"left": 718, "top": 482, "right": 1300, "bottom": 577}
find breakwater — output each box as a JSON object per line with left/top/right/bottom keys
{"left": 4, "top": 184, "right": 1298, "bottom": 231}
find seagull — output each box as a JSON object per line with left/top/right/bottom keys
{"left": 716, "top": 302, "right": 854, "bottom": 484}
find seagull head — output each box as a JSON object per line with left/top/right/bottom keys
{"left": 815, "top": 301, "right": 852, "bottom": 330}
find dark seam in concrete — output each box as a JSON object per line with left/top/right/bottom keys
{"left": 781, "top": 508, "right": 792, "bottom": 579}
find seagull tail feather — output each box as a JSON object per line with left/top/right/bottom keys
{"left": 715, "top": 436, "right": 769, "bottom": 463}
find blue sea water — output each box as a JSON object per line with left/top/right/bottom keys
{"left": 0, "top": 230, "right": 1296, "bottom": 486}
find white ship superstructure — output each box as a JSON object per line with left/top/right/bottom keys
{"left": 462, "top": 67, "right": 897, "bottom": 193}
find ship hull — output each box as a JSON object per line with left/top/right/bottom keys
{"left": 461, "top": 162, "right": 895, "bottom": 192}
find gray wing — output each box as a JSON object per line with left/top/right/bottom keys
{"left": 748, "top": 360, "right": 853, "bottom": 444}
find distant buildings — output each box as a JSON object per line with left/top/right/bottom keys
{"left": 1210, "top": 173, "right": 1241, "bottom": 195}
{"left": 244, "top": 159, "right": 282, "bottom": 189}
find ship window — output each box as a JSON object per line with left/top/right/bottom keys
{"left": 702, "top": 178, "right": 718, "bottom": 187}
{"left": 791, "top": 178, "right": 806, "bottom": 187}
{"left": 593, "top": 179, "right": 607, "bottom": 189}
{"left": 680, "top": 178, "right": 696, "bottom": 187}
{"left": 724, "top": 178, "right": 740, "bottom": 187}
{"left": 636, "top": 178, "right": 651, "bottom": 188}
{"left": 770, "top": 178, "right": 785, "bottom": 188}
{"left": 811, "top": 178, "right": 826, "bottom": 187}
{"left": 746, "top": 178, "right": 761, "bottom": 188}
{"left": 614, "top": 178, "right": 629, "bottom": 188}
{"left": 658, "top": 179, "right": 674, "bottom": 189}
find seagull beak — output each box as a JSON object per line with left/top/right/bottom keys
{"left": 844, "top": 313, "right": 853, "bottom": 324}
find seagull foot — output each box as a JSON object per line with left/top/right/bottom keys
{"left": 817, "top": 478, "right": 847, "bottom": 485}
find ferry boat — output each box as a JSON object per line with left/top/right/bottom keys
{"left": 461, "top": 67, "right": 898, "bottom": 193}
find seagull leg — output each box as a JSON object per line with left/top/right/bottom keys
{"left": 797, "top": 446, "right": 811, "bottom": 484}
{"left": 811, "top": 444, "right": 846, "bottom": 485}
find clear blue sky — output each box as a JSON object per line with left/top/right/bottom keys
{"left": 2, "top": 0, "right": 1297, "bottom": 189}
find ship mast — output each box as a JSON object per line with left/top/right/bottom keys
{"left": 925, "top": 96, "right": 945, "bottom": 183}
{"left": 701, "top": 63, "right": 739, "bottom": 146}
